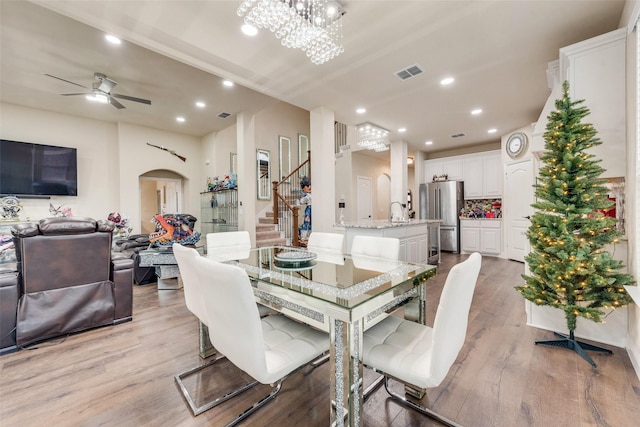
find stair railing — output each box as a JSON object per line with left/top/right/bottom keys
{"left": 272, "top": 151, "right": 310, "bottom": 247}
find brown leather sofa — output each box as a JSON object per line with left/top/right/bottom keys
{"left": 10, "top": 217, "right": 133, "bottom": 348}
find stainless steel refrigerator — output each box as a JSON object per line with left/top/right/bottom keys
{"left": 420, "top": 181, "right": 464, "bottom": 253}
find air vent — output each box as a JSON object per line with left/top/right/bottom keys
{"left": 394, "top": 64, "right": 423, "bottom": 81}
{"left": 450, "top": 133, "right": 466, "bottom": 138}
{"left": 217, "top": 112, "right": 231, "bottom": 119}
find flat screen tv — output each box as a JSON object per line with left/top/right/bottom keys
{"left": 0, "top": 139, "right": 78, "bottom": 196}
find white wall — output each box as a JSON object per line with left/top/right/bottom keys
{"left": 623, "top": 1, "right": 640, "bottom": 379}
{"left": 351, "top": 151, "right": 391, "bottom": 220}
{"left": 253, "top": 101, "right": 310, "bottom": 213}
{"left": 1, "top": 103, "right": 119, "bottom": 221}
{"left": 116, "top": 122, "right": 201, "bottom": 234}
{"left": 0, "top": 103, "right": 203, "bottom": 233}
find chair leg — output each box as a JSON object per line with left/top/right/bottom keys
{"left": 310, "top": 352, "right": 330, "bottom": 368}
{"left": 224, "top": 378, "right": 285, "bottom": 427}
{"left": 363, "top": 374, "right": 385, "bottom": 400}
{"left": 383, "top": 376, "right": 462, "bottom": 427}
{"left": 225, "top": 355, "right": 327, "bottom": 425}
{"left": 198, "top": 322, "right": 216, "bottom": 359}
{"left": 174, "top": 356, "right": 258, "bottom": 416}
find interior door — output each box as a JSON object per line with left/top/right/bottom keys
{"left": 356, "top": 176, "right": 372, "bottom": 221}
{"left": 505, "top": 159, "right": 534, "bottom": 262}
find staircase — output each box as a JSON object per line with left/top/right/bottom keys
{"left": 256, "top": 211, "right": 287, "bottom": 247}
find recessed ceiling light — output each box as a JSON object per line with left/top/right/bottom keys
{"left": 176, "top": 117, "right": 186, "bottom": 123}
{"left": 241, "top": 24, "right": 258, "bottom": 36}
{"left": 356, "top": 108, "right": 366, "bottom": 114}
{"left": 223, "top": 80, "right": 234, "bottom": 87}
{"left": 398, "top": 128, "right": 406, "bottom": 133}
{"left": 440, "top": 77, "right": 455, "bottom": 86}
{"left": 105, "top": 34, "right": 121, "bottom": 45}
{"left": 195, "top": 101, "right": 206, "bottom": 108}
{"left": 471, "top": 108, "right": 483, "bottom": 115}
{"left": 488, "top": 128, "right": 497, "bottom": 133}
{"left": 425, "top": 140, "right": 433, "bottom": 145}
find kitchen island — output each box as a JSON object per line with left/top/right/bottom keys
{"left": 338, "top": 219, "right": 441, "bottom": 264}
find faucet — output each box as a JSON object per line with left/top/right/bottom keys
{"left": 389, "top": 201, "right": 404, "bottom": 222}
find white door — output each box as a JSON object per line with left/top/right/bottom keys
{"left": 356, "top": 176, "right": 372, "bottom": 221}
{"left": 505, "top": 159, "right": 534, "bottom": 262}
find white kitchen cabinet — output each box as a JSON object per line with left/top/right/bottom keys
{"left": 462, "top": 152, "right": 502, "bottom": 199}
{"left": 442, "top": 159, "right": 463, "bottom": 180}
{"left": 461, "top": 219, "right": 501, "bottom": 255}
{"left": 462, "top": 157, "right": 483, "bottom": 198}
{"left": 425, "top": 158, "right": 463, "bottom": 182}
{"left": 482, "top": 154, "right": 502, "bottom": 197}
{"left": 460, "top": 220, "right": 480, "bottom": 253}
{"left": 480, "top": 220, "right": 501, "bottom": 254}
{"left": 344, "top": 221, "right": 438, "bottom": 264}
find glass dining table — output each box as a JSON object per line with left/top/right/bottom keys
{"left": 209, "top": 246, "right": 437, "bottom": 427}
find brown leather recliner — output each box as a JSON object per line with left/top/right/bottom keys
{"left": 12, "top": 216, "right": 133, "bottom": 347}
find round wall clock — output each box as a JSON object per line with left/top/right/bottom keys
{"left": 506, "top": 132, "right": 528, "bottom": 159}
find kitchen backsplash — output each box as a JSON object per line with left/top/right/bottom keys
{"left": 460, "top": 199, "right": 502, "bottom": 218}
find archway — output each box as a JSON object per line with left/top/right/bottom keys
{"left": 139, "top": 169, "right": 185, "bottom": 234}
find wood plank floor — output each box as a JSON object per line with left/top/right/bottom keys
{"left": 2, "top": 253, "right": 639, "bottom": 426}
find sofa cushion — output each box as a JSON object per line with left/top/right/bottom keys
{"left": 39, "top": 217, "right": 97, "bottom": 235}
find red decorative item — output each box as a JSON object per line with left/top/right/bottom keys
{"left": 598, "top": 198, "right": 616, "bottom": 218}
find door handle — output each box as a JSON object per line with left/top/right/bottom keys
{"left": 523, "top": 216, "right": 531, "bottom": 220}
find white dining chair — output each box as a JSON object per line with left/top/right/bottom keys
{"left": 174, "top": 243, "right": 240, "bottom": 415}
{"left": 307, "top": 231, "right": 344, "bottom": 253}
{"left": 307, "top": 231, "right": 345, "bottom": 264}
{"left": 188, "top": 255, "right": 329, "bottom": 424}
{"left": 351, "top": 235, "right": 401, "bottom": 329}
{"left": 205, "top": 230, "right": 251, "bottom": 261}
{"left": 351, "top": 235, "right": 400, "bottom": 260}
{"left": 362, "top": 252, "right": 482, "bottom": 427}
{"left": 206, "top": 231, "right": 274, "bottom": 318}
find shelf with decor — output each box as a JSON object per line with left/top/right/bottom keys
{"left": 200, "top": 189, "right": 238, "bottom": 236}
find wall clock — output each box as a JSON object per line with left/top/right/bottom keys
{"left": 506, "top": 132, "right": 528, "bottom": 159}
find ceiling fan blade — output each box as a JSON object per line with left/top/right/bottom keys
{"left": 111, "top": 93, "right": 151, "bottom": 105}
{"left": 44, "top": 73, "right": 88, "bottom": 89}
{"left": 109, "top": 97, "right": 126, "bottom": 109}
{"left": 61, "top": 93, "right": 89, "bottom": 96}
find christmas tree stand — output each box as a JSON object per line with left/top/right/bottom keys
{"left": 536, "top": 331, "right": 612, "bottom": 368}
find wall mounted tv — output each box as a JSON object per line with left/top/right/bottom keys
{"left": 0, "top": 139, "right": 78, "bottom": 196}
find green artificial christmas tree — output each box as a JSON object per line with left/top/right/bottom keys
{"left": 516, "top": 81, "right": 635, "bottom": 367}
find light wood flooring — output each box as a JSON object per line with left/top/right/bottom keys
{"left": 1, "top": 253, "right": 640, "bottom": 426}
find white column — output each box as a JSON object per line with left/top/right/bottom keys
{"left": 414, "top": 150, "right": 426, "bottom": 189}
{"left": 310, "top": 106, "right": 336, "bottom": 232}
{"left": 236, "top": 112, "right": 257, "bottom": 246}
{"left": 390, "top": 140, "right": 408, "bottom": 207}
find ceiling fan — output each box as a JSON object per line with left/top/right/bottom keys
{"left": 45, "top": 72, "right": 151, "bottom": 109}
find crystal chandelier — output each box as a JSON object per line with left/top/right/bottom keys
{"left": 237, "top": 0, "right": 345, "bottom": 65}
{"left": 356, "top": 122, "right": 390, "bottom": 152}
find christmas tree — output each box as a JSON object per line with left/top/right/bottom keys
{"left": 516, "top": 81, "right": 635, "bottom": 367}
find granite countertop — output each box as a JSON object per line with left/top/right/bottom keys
{"left": 338, "top": 219, "right": 442, "bottom": 229}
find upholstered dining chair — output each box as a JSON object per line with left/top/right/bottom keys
{"left": 351, "top": 235, "right": 401, "bottom": 329}
{"left": 362, "top": 252, "right": 482, "bottom": 427}
{"left": 174, "top": 243, "right": 238, "bottom": 416}
{"left": 351, "top": 235, "right": 400, "bottom": 260}
{"left": 205, "top": 230, "right": 251, "bottom": 262}
{"left": 206, "top": 231, "right": 274, "bottom": 318}
{"left": 189, "top": 255, "right": 329, "bottom": 424}
{"left": 307, "top": 231, "right": 344, "bottom": 253}
{"left": 307, "top": 231, "right": 345, "bottom": 264}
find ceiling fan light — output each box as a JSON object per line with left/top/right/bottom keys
{"left": 86, "top": 93, "right": 109, "bottom": 104}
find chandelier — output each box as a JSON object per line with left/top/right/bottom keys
{"left": 356, "top": 122, "right": 390, "bottom": 152}
{"left": 237, "top": 0, "right": 345, "bottom": 65}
